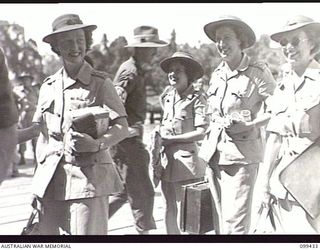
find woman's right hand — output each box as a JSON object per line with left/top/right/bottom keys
{"left": 30, "top": 194, "right": 41, "bottom": 211}
{"left": 260, "top": 185, "right": 276, "bottom": 209}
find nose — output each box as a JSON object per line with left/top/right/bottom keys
{"left": 69, "top": 40, "right": 79, "bottom": 50}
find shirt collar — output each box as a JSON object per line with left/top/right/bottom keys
{"left": 285, "top": 59, "right": 320, "bottom": 92}
{"left": 220, "top": 53, "right": 250, "bottom": 78}
{"left": 302, "top": 59, "right": 320, "bottom": 81}
{"left": 180, "top": 84, "right": 196, "bottom": 100}
{"left": 236, "top": 53, "right": 250, "bottom": 72}
{"left": 62, "top": 61, "right": 93, "bottom": 89}
{"left": 75, "top": 60, "right": 93, "bottom": 85}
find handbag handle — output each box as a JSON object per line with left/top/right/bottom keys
{"left": 26, "top": 209, "right": 39, "bottom": 228}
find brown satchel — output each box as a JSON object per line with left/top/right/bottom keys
{"left": 180, "top": 180, "right": 215, "bottom": 234}
{"left": 279, "top": 138, "right": 320, "bottom": 219}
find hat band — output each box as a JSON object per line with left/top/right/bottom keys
{"left": 132, "top": 34, "right": 159, "bottom": 43}
{"left": 53, "top": 17, "right": 83, "bottom": 31}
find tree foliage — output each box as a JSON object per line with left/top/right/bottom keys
{"left": 0, "top": 21, "right": 287, "bottom": 96}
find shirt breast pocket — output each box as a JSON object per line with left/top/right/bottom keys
{"left": 41, "top": 100, "right": 61, "bottom": 134}
{"left": 174, "top": 111, "right": 194, "bottom": 134}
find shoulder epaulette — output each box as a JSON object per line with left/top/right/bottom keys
{"left": 91, "top": 69, "right": 111, "bottom": 80}
{"left": 249, "top": 61, "right": 268, "bottom": 72}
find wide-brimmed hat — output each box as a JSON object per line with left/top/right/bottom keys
{"left": 125, "top": 26, "right": 168, "bottom": 48}
{"left": 271, "top": 15, "right": 320, "bottom": 42}
{"left": 160, "top": 51, "right": 204, "bottom": 82}
{"left": 43, "top": 14, "right": 97, "bottom": 44}
{"left": 203, "top": 15, "right": 256, "bottom": 49}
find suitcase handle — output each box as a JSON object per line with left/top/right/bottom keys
{"left": 189, "top": 180, "right": 208, "bottom": 188}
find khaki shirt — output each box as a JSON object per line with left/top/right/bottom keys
{"left": 267, "top": 60, "right": 320, "bottom": 199}
{"left": 199, "top": 53, "right": 276, "bottom": 165}
{"left": 159, "top": 85, "right": 208, "bottom": 182}
{"left": 113, "top": 57, "right": 147, "bottom": 129}
{"left": 32, "top": 61, "right": 127, "bottom": 199}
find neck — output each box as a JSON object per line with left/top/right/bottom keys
{"left": 63, "top": 60, "right": 83, "bottom": 79}
{"left": 227, "top": 52, "right": 243, "bottom": 71}
{"left": 293, "top": 59, "right": 312, "bottom": 77}
{"left": 176, "top": 84, "right": 189, "bottom": 95}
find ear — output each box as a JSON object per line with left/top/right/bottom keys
{"left": 309, "top": 39, "right": 320, "bottom": 58}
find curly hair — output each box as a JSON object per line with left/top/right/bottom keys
{"left": 49, "top": 29, "right": 93, "bottom": 56}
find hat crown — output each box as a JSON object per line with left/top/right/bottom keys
{"left": 126, "top": 25, "right": 168, "bottom": 47}
{"left": 215, "top": 15, "right": 243, "bottom": 22}
{"left": 134, "top": 25, "right": 158, "bottom": 37}
{"left": 52, "top": 14, "right": 83, "bottom": 32}
{"left": 285, "top": 15, "right": 314, "bottom": 27}
{"left": 170, "top": 51, "right": 195, "bottom": 60}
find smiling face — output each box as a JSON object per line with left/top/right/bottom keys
{"left": 167, "top": 61, "right": 189, "bottom": 93}
{"left": 215, "top": 26, "right": 242, "bottom": 64}
{"left": 280, "top": 29, "right": 315, "bottom": 72}
{"left": 56, "top": 29, "right": 86, "bottom": 65}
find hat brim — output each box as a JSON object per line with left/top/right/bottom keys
{"left": 160, "top": 56, "right": 204, "bottom": 82}
{"left": 18, "top": 75, "right": 34, "bottom": 80}
{"left": 204, "top": 19, "right": 256, "bottom": 49}
{"left": 271, "top": 22, "right": 320, "bottom": 42}
{"left": 43, "top": 24, "right": 97, "bottom": 43}
{"left": 125, "top": 40, "right": 168, "bottom": 48}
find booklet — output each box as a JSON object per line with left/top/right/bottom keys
{"left": 70, "top": 106, "right": 109, "bottom": 139}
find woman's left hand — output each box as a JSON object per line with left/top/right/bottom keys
{"left": 68, "top": 131, "right": 99, "bottom": 153}
{"left": 161, "top": 135, "right": 175, "bottom": 146}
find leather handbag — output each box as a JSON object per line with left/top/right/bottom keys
{"left": 21, "top": 209, "right": 40, "bottom": 235}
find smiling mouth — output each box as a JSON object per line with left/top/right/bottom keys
{"left": 287, "top": 52, "right": 298, "bottom": 60}
{"left": 219, "top": 47, "right": 229, "bottom": 55}
{"left": 169, "top": 75, "right": 177, "bottom": 82}
{"left": 69, "top": 52, "right": 81, "bottom": 57}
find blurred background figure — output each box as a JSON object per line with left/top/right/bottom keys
{"left": 109, "top": 25, "right": 168, "bottom": 235}
{"left": 14, "top": 73, "right": 38, "bottom": 166}
{"left": 192, "top": 75, "right": 209, "bottom": 93}
{"left": 0, "top": 47, "right": 19, "bottom": 184}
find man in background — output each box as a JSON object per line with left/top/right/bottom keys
{"left": 109, "top": 25, "right": 168, "bottom": 234}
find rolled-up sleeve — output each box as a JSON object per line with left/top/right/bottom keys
{"left": 32, "top": 83, "right": 50, "bottom": 124}
{"left": 256, "top": 66, "right": 276, "bottom": 99}
{"left": 101, "top": 78, "right": 127, "bottom": 121}
{"left": 194, "top": 94, "right": 208, "bottom": 128}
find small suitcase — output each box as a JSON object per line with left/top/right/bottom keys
{"left": 280, "top": 138, "right": 320, "bottom": 219}
{"left": 180, "top": 180, "right": 214, "bottom": 234}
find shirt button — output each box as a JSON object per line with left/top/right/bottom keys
{"left": 57, "top": 114, "right": 61, "bottom": 117}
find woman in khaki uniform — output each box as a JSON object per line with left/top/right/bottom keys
{"left": 259, "top": 15, "right": 320, "bottom": 233}
{"left": 18, "top": 14, "right": 128, "bottom": 235}
{"left": 199, "top": 15, "right": 276, "bottom": 234}
{"left": 158, "top": 51, "right": 208, "bottom": 234}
